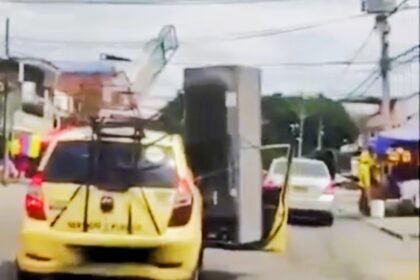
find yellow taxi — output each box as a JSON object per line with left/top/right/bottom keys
{"left": 16, "top": 119, "right": 204, "bottom": 280}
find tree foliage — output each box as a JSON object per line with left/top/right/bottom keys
{"left": 159, "top": 93, "right": 358, "bottom": 156}
{"left": 262, "top": 94, "right": 358, "bottom": 155}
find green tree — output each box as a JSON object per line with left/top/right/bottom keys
{"left": 159, "top": 92, "right": 358, "bottom": 156}
{"left": 262, "top": 94, "right": 358, "bottom": 155}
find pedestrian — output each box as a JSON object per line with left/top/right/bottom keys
{"left": 357, "top": 148, "right": 376, "bottom": 215}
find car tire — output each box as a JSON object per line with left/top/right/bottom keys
{"left": 15, "top": 268, "right": 41, "bottom": 280}
{"left": 320, "top": 212, "right": 334, "bottom": 226}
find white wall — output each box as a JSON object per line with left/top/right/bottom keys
{"left": 391, "top": 93, "right": 420, "bottom": 128}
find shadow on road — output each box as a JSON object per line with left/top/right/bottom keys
{"left": 0, "top": 260, "right": 245, "bottom": 280}
{"left": 288, "top": 217, "right": 327, "bottom": 227}
{"left": 200, "top": 270, "right": 246, "bottom": 280}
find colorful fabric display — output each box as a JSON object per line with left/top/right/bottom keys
{"left": 28, "top": 133, "right": 42, "bottom": 158}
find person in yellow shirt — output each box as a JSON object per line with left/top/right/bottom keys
{"left": 358, "top": 148, "right": 376, "bottom": 215}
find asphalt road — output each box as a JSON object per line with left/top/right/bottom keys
{"left": 0, "top": 184, "right": 418, "bottom": 280}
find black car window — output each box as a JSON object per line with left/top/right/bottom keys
{"left": 43, "top": 141, "right": 177, "bottom": 189}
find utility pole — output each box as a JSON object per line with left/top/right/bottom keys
{"left": 376, "top": 14, "right": 391, "bottom": 128}
{"left": 5, "top": 18, "right": 10, "bottom": 58}
{"left": 297, "top": 111, "right": 305, "bottom": 157}
{"left": 2, "top": 18, "right": 10, "bottom": 184}
{"left": 297, "top": 96, "right": 306, "bottom": 157}
{"left": 317, "top": 117, "right": 324, "bottom": 150}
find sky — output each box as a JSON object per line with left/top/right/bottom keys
{"left": 0, "top": 0, "right": 418, "bottom": 100}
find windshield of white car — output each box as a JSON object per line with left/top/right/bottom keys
{"left": 273, "top": 160, "right": 328, "bottom": 178}
{"left": 43, "top": 141, "right": 177, "bottom": 189}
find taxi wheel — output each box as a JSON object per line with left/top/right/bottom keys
{"left": 16, "top": 269, "right": 41, "bottom": 280}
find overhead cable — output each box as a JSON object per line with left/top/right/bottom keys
{"left": 183, "top": 14, "right": 369, "bottom": 42}
{"left": 171, "top": 60, "right": 377, "bottom": 67}
{"left": 7, "top": 13, "right": 371, "bottom": 47}
{"left": 0, "top": 0, "right": 293, "bottom": 4}
{"left": 353, "top": 74, "right": 381, "bottom": 98}
{"left": 345, "top": 69, "right": 380, "bottom": 98}
{"left": 343, "top": 24, "right": 376, "bottom": 74}
{"left": 390, "top": 44, "right": 419, "bottom": 62}
{"left": 389, "top": 0, "right": 412, "bottom": 15}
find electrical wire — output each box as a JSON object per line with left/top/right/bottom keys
{"left": 389, "top": 0, "right": 413, "bottom": 15}
{"left": 396, "top": 55, "right": 420, "bottom": 65}
{"left": 10, "top": 37, "right": 146, "bottom": 47}
{"left": 390, "top": 45, "right": 419, "bottom": 62}
{"left": 6, "top": 13, "right": 370, "bottom": 48}
{"left": 344, "top": 69, "right": 380, "bottom": 99}
{"left": 171, "top": 60, "right": 377, "bottom": 67}
{"left": 0, "top": 0, "right": 293, "bottom": 4}
{"left": 342, "top": 24, "right": 376, "bottom": 74}
{"left": 340, "top": 44, "right": 419, "bottom": 99}
{"left": 353, "top": 74, "right": 380, "bottom": 98}
{"left": 184, "top": 14, "right": 369, "bottom": 43}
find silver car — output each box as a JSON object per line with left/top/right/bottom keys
{"left": 263, "top": 157, "right": 335, "bottom": 225}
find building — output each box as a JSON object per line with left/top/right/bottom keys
{"left": 365, "top": 92, "right": 420, "bottom": 131}
{"left": 341, "top": 92, "right": 420, "bottom": 147}
{"left": 0, "top": 58, "right": 58, "bottom": 134}
{"left": 52, "top": 61, "right": 138, "bottom": 125}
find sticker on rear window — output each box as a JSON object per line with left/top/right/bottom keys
{"left": 145, "top": 147, "right": 165, "bottom": 164}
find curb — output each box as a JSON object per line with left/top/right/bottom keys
{"left": 378, "top": 227, "right": 404, "bottom": 240}
{"left": 364, "top": 218, "right": 420, "bottom": 240}
{"left": 363, "top": 219, "right": 403, "bottom": 240}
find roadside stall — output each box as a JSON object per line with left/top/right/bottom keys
{"left": 367, "top": 120, "right": 419, "bottom": 215}
{"left": 8, "top": 130, "right": 42, "bottom": 179}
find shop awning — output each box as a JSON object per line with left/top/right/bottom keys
{"left": 374, "top": 120, "right": 419, "bottom": 155}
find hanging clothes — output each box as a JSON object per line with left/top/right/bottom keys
{"left": 9, "top": 137, "right": 21, "bottom": 157}
{"left": 28, "top": 133, "right": 42, "bottom": 159}
{"left": 20, "top": 134, "right": 30, "bottom": 157}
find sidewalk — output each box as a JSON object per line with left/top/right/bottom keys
{"left": 366, "top": 217, "right": 420, "bottom": 240}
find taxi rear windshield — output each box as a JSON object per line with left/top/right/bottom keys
{"left": 43, "top": 141, "right": 177, "bottom": 189}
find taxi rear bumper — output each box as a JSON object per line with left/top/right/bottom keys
{"left": 18, "top": 262, "right": 192, "bottom": 280}
{"left": 17, "top": 221, "right": 201, "bottom": 279}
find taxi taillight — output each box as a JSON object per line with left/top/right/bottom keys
{"left": 168, "top": 178, "right": 193, "bottom": 227}
{"left": 25, "top": 172, "right": 46, "bottom": 220}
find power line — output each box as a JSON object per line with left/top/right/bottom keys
{"left": 185, "top": 14, "right": 369, "bottom": 42}
{"left": 353, "top": 74, "right": 380, "bottom": 98}
{"left": 390, "top": 44, "right": 419, "bottom": 62}
{"left": 8, "top": 13, "right": 371, "bottom": 48}
{"left": 171, "top": 60, "right": 377, "bottom": 67}
{"left": 10, "top": 37, "right": 146, "bottom": 47}
{"left": 345, "top": 69, "right": 380, "bottom": 98}
{"left": 394, "top": 55, "right": 419, "bottom": 66}
{"left": 344, "top": 47, "right": 419, "bottom": 99}
{"left": 390, "top": 0, "right": 412, "bottom": 15}
{"left": 343, "top": 24, "right": 376, "bottom": 73}
{"left": 0, "top": 0, "right": 293, "bottom": 4}
{"left": 4, "top": 13, "right": 371, "bottom": 47}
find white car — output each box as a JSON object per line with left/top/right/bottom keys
{"left": 263, "top": 157, "right": 335, "bottom": 225}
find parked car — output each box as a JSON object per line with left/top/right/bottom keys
{"left": 263, "top": 157, "right": 335, "bottom": 226}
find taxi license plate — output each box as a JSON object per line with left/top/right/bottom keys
{"left": 293, "top": 186, "right": 308, "bottom": 193}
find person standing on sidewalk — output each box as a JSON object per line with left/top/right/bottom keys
{"left": 358, "top": 148, "right": 376, "bottom": 215}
